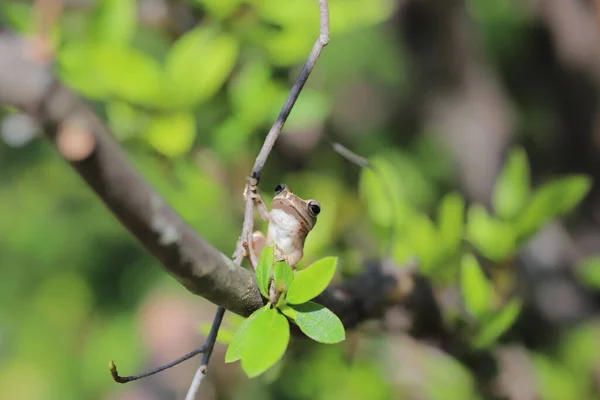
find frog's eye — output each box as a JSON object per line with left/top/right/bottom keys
{"left": 308, "top": 201, "right": 321, "bottom": 216}
{"left": 274, "top": 184, "right": 287, "bottom": 195}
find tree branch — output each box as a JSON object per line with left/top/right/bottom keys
{"left": 0, "top": 25, "right": 416, "bottom": 397}
{"left": 0, "top": 32, "right": 264, "bottom": 317}
{"left": 0, "top": 23, "right": 407, "bottom": 326}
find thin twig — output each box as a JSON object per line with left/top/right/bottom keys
{"left": 184, "top": 2, "right": 330, "bottom": 399}
{"left": 250, "top": 0, "right": 330, "bottom": 180}
{"left": 184, "top": 306, "right": 225, "bottom": 400}
{"left": 109, "top": 346, "right": 206, "bottom": 383}
{"left": 327, "top": 139, "right": 396, "bottom": 258}
{"left": 327, "top": 137, "right": 371, "bottom": 169}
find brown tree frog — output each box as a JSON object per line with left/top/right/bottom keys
{"left": 244, "top": 183, "right": 321, "bottom": 270}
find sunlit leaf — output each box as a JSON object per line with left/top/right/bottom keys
{"left": 193, "top": 0, "right": 243, "bottom": 19}
{"left": 405, "top": 213, "right": 441, "bottom": 273}
{"left": 492, "top": 147, "right": 530, "bottom": 220}
{"left": 146, "top": 112, "right": 196, "bottom": 158}
{"left": 225, "top": 305, "right": 269, "bottom": 363}
{"left": 358, "top": 158, "right": 405, "bottom": 229}
{"left": 466, "top": 204, "right": 516, "bottom": 261}
{"left": 533, "top": 354, "right": 590, "bottom": 400}
{"left": 517, "top": 176, "right": 592, "bottom": 240}
{"left": 460, "top": 253, "right": 495, "bottom": 320}
{"left": 165, "top": 26, "right": 239, "bottom": 107}
{"left": 256, "top": 245, "right": 275, "bottom": 299}
{"left": 58, "top": 43, "right": 162, "bottom": 105}
{"left": 229, "top": 60, "right": 277, "bottom": 129}
{"left": 241, "top": 307, "right": 290, "bottom": 378}
{"left": 291, "top": 302, "right": 345, "bottom": 344}
{"left": 280, "top": 305, "right": 297, "bottom": 321}
{"left": 287, "top": 257, "right": 338, "bottom": 305}
{"left": 91, "top": 0, "right": 136, "bottom": 45}
{"left": 472, "top": 298, "right": 522, "bottom": 348}
{"left": 437, "top": 192, "right": 465, "bottom": 254}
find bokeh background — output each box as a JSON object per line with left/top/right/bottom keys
{"left": 3, "top": 0, "right": 600, "bottom": 399}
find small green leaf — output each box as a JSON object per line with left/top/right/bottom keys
{"left": 146, "top": 112, "right": 196, "bottom": 158}
{"left": 466, "top": 204, "right": 516, "bottom": 261}
{"left": 358, "top": 158, "right": 403, "bottom": 228}
{"left": 165, "top": 26, "right": 239, "bottom": 107}
{"left": 279, "top": 305, "right": 297, "bottom": 321}
{"left": 241, "top": 307, "right": 290, "bottom": 378}
{"left": 273, "top": 261, "right": 294, "bottom": 293}
{"left": 91, "top": 0, "right": 137, "bottom": 45}
{"left": 517, "top": 176, "right": 592, "bottom": 239}
{"left": 460, "top": 253, "right": 496, "bottom": 320}
{"left": 406, "top": 213, "right": 442, "bottom": 272}
{"left": 291, "top": 302, "right": 345, "bottom": 344}
{"left": 472, "top": 298, "right": 522, "bottom": 349}
{"left": 256, "top": 245, "right": 275, "bottom": 299}
{"left": 196, "top": 0, "right": 244, "bottom": 19}
{"left": 492, "top": 147, "right": 531, "bottom": 220}
{"left": 58, "top": 43, "right": 162, "bottom": 105}
{"left": 225, "top": 305, "right": 269, "bottom": 363}
{"left": 576, "top": 257, "right": 600, "bottom": 289}
{"left": 437, "top": 192, "right": 465, "bottom": 253}
{"left": 287, "top": 257, "right": 338, "bottom": 305}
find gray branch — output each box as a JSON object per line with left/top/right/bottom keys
{"left": 0, "top": 31, "right": 404, "bottom": 324}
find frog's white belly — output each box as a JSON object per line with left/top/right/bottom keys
{"left": 267, "top": 208, "right": 301, "bottom": 255}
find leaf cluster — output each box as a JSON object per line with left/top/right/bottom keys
{"left": 359, "top": 146, "right": 592, "bottom": 349}
{"left": 224, "top": 246, "right": 345, "bottom": 378}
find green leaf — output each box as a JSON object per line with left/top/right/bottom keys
{"left": 229, "top": 60, "right": 278, "bottom": 129}
{"left": 91, "top": 0, "right": 137, "bottom": 45}
{"left": 358, "top": 158, "right": 403, "bottom": 228}
{"left": 492, "top": 147, "right": 531, "bottom": 220}
{"left": 256, "top": 245, "right": 275, "bottom": 299}
{"left": 517, "top": 176, "right": 592, "bottom": 239}
{"left": 58, "top": 43, "right": 162, "bottom": 105}
{"left": 287, "top": 257, "right": 338, "bottom": 305}
{"left": 460, "top": 253, "right": 496, "bottom": 320}
{"left": 241, "top": 307, "right": 290, "bottom": 378}
{"left": 576, "top": 257, "right": 600, "bottom": 289}
{"left": 279, "top": 305, "right": 297, "bottom": 320}
{"left": 194, "top": 0, "right": 244, "bottom": 19}
{"left": 466, "top": 204, "right": 516, "bottom": 262}
{"left": 438, "top": 192, "right": 465, "bottom": 253}
{"left": 405, "top": 213, "right": 442, "bottom": 272}
{"left": 146, "top": 112, "right": 196, "bottom": 158}
{"left": 472, "top": 298, "right": 522, "bottom": 349}
{"left": 225, "top": 305, "right": 269, "bottom": 363}
{"left": 273, "top": 261, "right": 294, "bottom": 293}
{"left": 291, "top": 302, "right": 345, "bottom": 344}
{"left": 164, "top": 26, "right": 239, "bottom": 107}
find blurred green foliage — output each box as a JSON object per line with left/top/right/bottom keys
{"left": 2, "top": 0, "right": 600, "bottom": 399}
{"left": 359, "top": 145, "right": 590, "bottom": 354}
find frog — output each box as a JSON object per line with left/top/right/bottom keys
{"left": 243, "top": 183, "right": 321, "bottom": 271}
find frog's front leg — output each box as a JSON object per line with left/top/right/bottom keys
{"left": 244, "top": 178, "right": 270, "bottom": 221}
{"left": 283, "top": 249, "right": 304, "bottom": 270}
